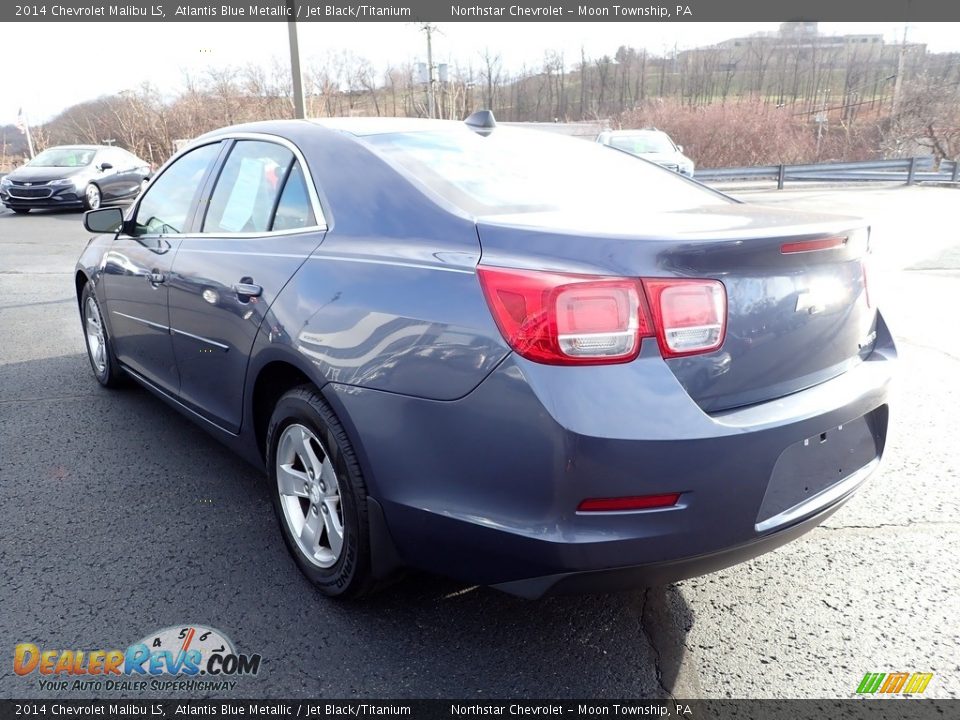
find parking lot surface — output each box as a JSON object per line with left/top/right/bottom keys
{"left": 1, "top": 184, "right": 958, "bottom": 699}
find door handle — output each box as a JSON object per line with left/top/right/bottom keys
{"left": 233, "top": 281, "right": 263, "bottom": 299}
{"left": 148, "top": 271, "right": 166, "bottom": 284}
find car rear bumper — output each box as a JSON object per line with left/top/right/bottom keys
{"left": 324, "top": 311, "right": 896, "bottom": 595}
{"left": 493, "top": 492, "right": 854, "bottom": 597}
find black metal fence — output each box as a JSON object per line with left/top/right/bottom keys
{"left": 695, "top": 157, "right": 960, "bottom": 189}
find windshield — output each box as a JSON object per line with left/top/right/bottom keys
{"left": 366, "top": 127, "right": 719, "bottom": 217}
{"left": 28, "top": 147, "right": 95, "bottom": 168}
{"left": 608, "top": 133, "right": 677, "bottom": 155}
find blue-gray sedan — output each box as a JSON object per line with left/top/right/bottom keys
{"left": 75, "top": 114, "right": 895, "bottom": 598}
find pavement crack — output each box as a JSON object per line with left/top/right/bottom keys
{"left": 640, "top": 587, "right": 670, "bottom": 700}
{"left": 0, "top": 394, "right": 100, "bottom": 405}
{"left": 819, "top": 520, "right": 959, "bottom": 531}
{"left": 897, "top": 337, "right": 960, "bottom": 363}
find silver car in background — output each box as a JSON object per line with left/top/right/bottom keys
{"left": 597, "top": 128, "right": 695, "bottom": 177}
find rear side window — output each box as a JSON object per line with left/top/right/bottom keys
{"left": 133, "top": 142, "right": 221, "bottom": 236}
{"left": 203, "top": 140, "right": 293, "bottom": 233}
{"left": 115, "top": 148, "right": 142, "bottom": 168}
{"left": 271, "top": 162, "right": 316, "bottom": 231}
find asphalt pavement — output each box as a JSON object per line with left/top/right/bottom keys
{"left": 0, "top": 185, "right": 957, "bottom": 699}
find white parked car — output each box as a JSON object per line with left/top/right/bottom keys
{"left": 597, "top": 128, "right": 695, "bottom": 177}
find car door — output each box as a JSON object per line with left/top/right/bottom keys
{"left": 104, "top": 149, "right": 130, "bottom": 199}
{"left": 167, "top": 138, "right": 326, "bottom": 433}
{"left": 100, "top": 141, "right": 223, "bottom": 395}
{"left": 115, "top": 149, "right": 147, "bottom": 198}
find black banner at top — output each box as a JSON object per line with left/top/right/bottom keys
{"left": 0, "top": 700, "right": 958, "bottom": 720}
{"left": 4, "top": 0, "right": 960, "bottom": 22}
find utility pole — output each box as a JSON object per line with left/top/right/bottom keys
{"left": 420, "top": 23, "right": 436, "bottom": 118}
{"left": 891, "top": 26, "right": 907, "bottom": 116}
{"left": 815, "top": 88, "right": 828, "bottom": 160}
{"left": 287, "top": 0, "right": 306, "bottom": 119}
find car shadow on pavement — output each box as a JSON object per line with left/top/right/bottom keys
{"left": 0, "top": 208, "right": 82, "bottom": 221}
{"left": 0, "top": 206, "right": 129, "bottom": 222}
{"left": 353, "top": 574, "right": 698, "bottom": 698}
{"left": 0, "top": 353, "right": 697, "bottom": 699}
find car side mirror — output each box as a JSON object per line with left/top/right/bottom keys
{"left": 99, "top": 162, "right": 113, "bottom": 171}
{"left": 84, "top": 207, "right": 124, "bottom": 234}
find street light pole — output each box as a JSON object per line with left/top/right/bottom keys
{"left": 287, "top": 0, "right": 306, "bottom": 119}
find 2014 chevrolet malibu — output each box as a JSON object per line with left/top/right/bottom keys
{"left": 75, "top": 114, "right": 895, "bottom": 598}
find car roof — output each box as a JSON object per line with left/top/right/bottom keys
{"left": 41, "top": 145, "right": 109, "bottom": 151}
{"left": 310, "top": 117, "right": 464, "bottom": 136}
{"left": 195, "top": 118, "right": 467, "bottom": 146}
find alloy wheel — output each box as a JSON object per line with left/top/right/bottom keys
{"left": 84, "top": 296, "right": 107, "bottom": 375}
{"left": 275, "top": 423, "right": 344, "bottom": 568}
{"left": 85, "top": 185, "right": 101, "bottom": 210}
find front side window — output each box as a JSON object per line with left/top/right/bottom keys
{"left": 133, "top": 143, "right": 221, "bottom": 236}
{"left": 203, "top": 141, "right": 294, "bottom": 234}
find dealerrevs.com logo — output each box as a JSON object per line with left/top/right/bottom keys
{"left": 13, "top": 625, "right": 261, "bottom": 692}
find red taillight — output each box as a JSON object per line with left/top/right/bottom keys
{"left": 642, "top": 279, "right": 727, "bottom": 358}
{"left": 478, "top": 267, "right": 727, "bottom": 364}
{"left": 577, "top": 493, "right": 682, "bottom": 512}
{"left": 780, "top": 236, "right": 848, "bottom": 254}
{"left": 477, "top": 267, "right": 653, "bottom": 365}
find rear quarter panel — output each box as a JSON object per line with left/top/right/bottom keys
{"left": 248, "top": 125, "right": 510, "bottom": 402}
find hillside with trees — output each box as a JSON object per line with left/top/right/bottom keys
{"left": 11, "top": 23, "right": 960, "bottom": 172}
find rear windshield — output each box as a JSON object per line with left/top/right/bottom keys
{"left": 365, "top": 127, "right": 724, "bottom": 217}
{"left": 609, "top": 133, "right": 677, "bottom": 155}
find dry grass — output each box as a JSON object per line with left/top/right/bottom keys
{"left": 616, "top": 100, "right": 885, "bottom": 168}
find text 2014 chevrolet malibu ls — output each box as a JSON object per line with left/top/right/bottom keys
{"left": 75, "top": 114, "right": 894, "bottom": 598}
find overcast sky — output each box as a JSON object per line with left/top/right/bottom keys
{"left": 5, "top": 21, "right": 958, "bottom": 125}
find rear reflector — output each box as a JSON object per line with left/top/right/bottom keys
{"left": 781, "top": 236, "right": 847, "bottom": 254}
{"left": 577, "top": 493, "right": 682, "bottom": 512}
{"left": 642, "top": 279, "right": 726, "bottom": 358}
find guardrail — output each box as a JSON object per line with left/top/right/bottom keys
{"left": 695, "top": 157, "right": 960, "bottom": 189}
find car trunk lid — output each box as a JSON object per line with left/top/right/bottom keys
{"left": 476, "top": 203, "right": 877, "bottom": 412}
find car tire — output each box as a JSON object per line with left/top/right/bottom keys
{"left": 265, "top": 385, "right": 375, "bottom": 598}
{"left": 82, "top": 184, "right": 101, "bottom": 211}
{"left": 11, "top": 208, "right": 30, "bottom": 215}
{"left": 80, "top": 281, "right": 125, "bottom": 388}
